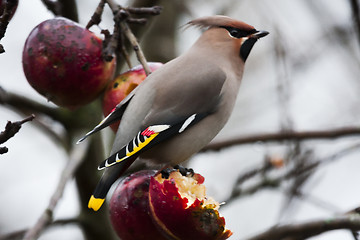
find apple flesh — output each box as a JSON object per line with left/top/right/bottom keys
{"left": 102, "top": 62, "right": 163, "bottom": 131}
{"left": 149, "top": 169, "right": 232, "bottom": 240}
{"left": 22, "top": 17, "right": 116, "bottom": 109}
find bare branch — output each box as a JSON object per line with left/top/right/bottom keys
{"left": 0, "top": 218, "right": 80, "bottom": 240}
{"left": 86, "top": 0, "right": 106, "bottom": 29}
{"left": 105, "top": 0, "right": 154, "bottom": 75}
{"left": 125, "top": 6, "right": 162, "bottom": 15}
{"left": 349, "top": 0, "right": 360, "bottom": 46}
{"left": 223, "top": 141, "right": 360, "bottom": 206}
{"left": 0, "top": 115, "right": 35, "bottom": 144}
{"left": 0, "top": 87, "right": 62, "bottom": 122}
{"left": 101, "top": 9, "right": 126, "bottom": 62}
{"left": 202, "top": 127, "right": 360, "bottom": 152}
{"left": 58, "top": 0, "right": 78, "bottom": 22}
{"left": 119, "top": 21, "right": 152, "bottom": 75}
{"left": 0, "top": 0, "right": 18, "bottom": 53}
{"left": 247, "top": 215, "right": 360, "bottom": 240}
{"left": 23, "top": 141, "right": 89, "bottom": 240}
{"left": 40, "top": 0, "right": 62, "bottom": 16}
{"left": 0, "top": 115, "right": 35, "bottom": 154}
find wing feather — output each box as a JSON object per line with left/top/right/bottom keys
{"left": 98, "top": 113, "right": 208, "bottom": 170}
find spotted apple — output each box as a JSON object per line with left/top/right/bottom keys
{"left": 22, "top": 17, "right": 116, "bottom": 109}
{"left": 109, "top": 170, "right": 167, "bottom": 240}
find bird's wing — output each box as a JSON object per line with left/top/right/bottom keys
{"left": 76, "top": 88, "right": 137, "bottom": 144}
{"left": 98, "top": 112, "right": 208, "bottom": 170}
{"left": 141, "top": 57, "right": 227, "bottom": 127}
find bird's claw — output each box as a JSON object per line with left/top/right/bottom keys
{"left": 161, "top": 165, "right": 194, "bottom": 179}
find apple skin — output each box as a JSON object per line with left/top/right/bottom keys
{"left": 149, "top": 172, "right": 232, "bottom": 240}
{"left": 22, "top": 17, "right": 116, "bottom": 109}
{"left": 102, "top": 62, "right": 163, "bottom": 131}
{"left": 109, "top": 170, "right": 167, "bottom": 240}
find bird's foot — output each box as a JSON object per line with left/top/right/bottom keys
{"left": 160, "top": 165, "right": 194, "bottom": 179}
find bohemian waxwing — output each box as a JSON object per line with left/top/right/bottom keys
{"left": 78, "top": 15, "right": 269, "bottom": 211}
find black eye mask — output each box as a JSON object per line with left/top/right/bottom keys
{"left": 220, "top": 26, "right": 257, "bottom": 38}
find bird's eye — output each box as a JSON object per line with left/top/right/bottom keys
{"left": 229, "top": 29, "right": 240, "bottom": 38}
{"left": 221, "top": 26, "right": 251, "bottom": 39}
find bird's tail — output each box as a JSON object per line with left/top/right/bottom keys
{"left": 88, "top": 156, "right": 137, "bottom": 211}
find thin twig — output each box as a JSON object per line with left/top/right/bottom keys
{"left": 125, "top": 6, "right": 162, "bottom": 15}
{"left": 119, "top": 21, "right": 151, "bottom": 75}
{"left": 0, "top": 115, "right": 35, "bottom": 154}
{"left": 202, "top": 127, "right": 360, "bottom": 152}
{"left": 86, "top": 0, "right": 106, "bottom": 29}
{"left": 58, "top": 0, "right": 78, "bottom": 22}
{"left": 0, "top": 115, "right": 35, "bottom": 144}
{"left": 40, "top": 0, "right": 62, "bottom": 16}
{"left": 120, "top": 33, "right": 133, "bottom": 69}
{"left": 349, "top": 0, "right": 360, "bottom": 47}
{"left": 105, "top": 0, "right": 152, "bottom": 75}
{"left": 0, "top": 0, "right": 18, "bottom": 53}
{"left": 247, "top": 215, "right": 360, "bottom": 240}
{"left": 0, "top": 218, "right": 80, "bottom": 240}
{"left": 102, "top": 10, "right": 123, "bottom": 61}
{"left": 224, "top": 141, "right": 360, "bottom": 206}
{"left": 22, "top": 141, "right": 89, "bottom": 240}
{"left": 0, "top": 87, "right": 63, "bottom": 123}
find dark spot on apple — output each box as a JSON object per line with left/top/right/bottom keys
{"left": 113, "top": 82, "right": 119, "bottom": 88}
{"left": 90, "top": 36, "right": 99, "bottom": 46}
{"left": 58, "top": 34, "right": 65, "bottom": 41}
{"left": 71, "top": 40, "right": 79, "bottom": 48}
{"left": 37, "top": 34, "right": 44, "bottom": 42}
{"left": 56, "top": 42, "right": 65, "bottom": 52}
{"left": 82, "top": 62, "right": 90, "bottom": 71}
{"left": 64, "top": 54, "right": 75, "bottom": 63}
{"left": 27, "top": 47, "right": 33, "bottom": 56}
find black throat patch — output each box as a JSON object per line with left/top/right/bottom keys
{"left": 240, "top": 38, "right": 257, "bottom": 62}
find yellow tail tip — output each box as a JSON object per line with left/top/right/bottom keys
{"left": 88, "top": 195, "right": 105, "bottom": 211}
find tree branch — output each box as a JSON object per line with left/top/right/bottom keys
{"left": 247, "top": 215, "right": 360, "bottom": 240}
{"left": 22, "top": 141, "right": 89, "bottom": 240}
{"left": 202, "top": 127, "right": 360, "bottom": 152}
{"left": 40, "top": 0, "right": 62, "bottom": 16}
{"left": 105, "top": 0, "right": 156, "bottom": 76}
{"left": 349, "top": 0, "right": 360, "bottom": 47}
{"left": 0, "top": 115, "right": 35, "bottom": 154}
{"left": 0, "top": 87, "right": 63, "bottom": 122}
{"left": 223, "top": 141, "right": 360, "bottom": 206}
{"left": 0, "top": 0, "right": 18, "bottom": 53}
{"left": 58, "top": 0, "right": 78, "bottom": 22}
{"left": 0, "top": 218, "right": 80, "bottom": 240}
{"left": 86, "top": 0, "right": 106, "bottom": 29}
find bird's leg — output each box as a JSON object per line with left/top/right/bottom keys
{"left": 160, "top": 165, "right": 194, "bottom": 179}
{"left": 174, "top": 165, "right": 194, "bottom": 177}
{"left": 160, "top": 167, "right": 173, "bottom": 179}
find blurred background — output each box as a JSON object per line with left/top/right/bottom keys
{"left": 1, "top": 0, "right": 360, "bottom": 239}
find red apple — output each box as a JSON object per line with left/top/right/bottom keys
{"left": 102, "top": 62, "right": 163, "bottom": 131}
{"left": 149, "top": 169, "right": 232, "bottom": 240}
{"left": 109, "top": 170, "right": 167, "bottom": 240}
{"left": 22, "top": 17, "right": 116, "bottom": 109}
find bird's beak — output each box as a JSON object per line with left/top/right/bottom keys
{"left": 250, "top": 30, "right": 269, "bottom": 39}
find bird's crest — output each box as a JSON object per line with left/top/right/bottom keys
{"left": 186, "top": 15, "right": 255, "bottom": 31}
